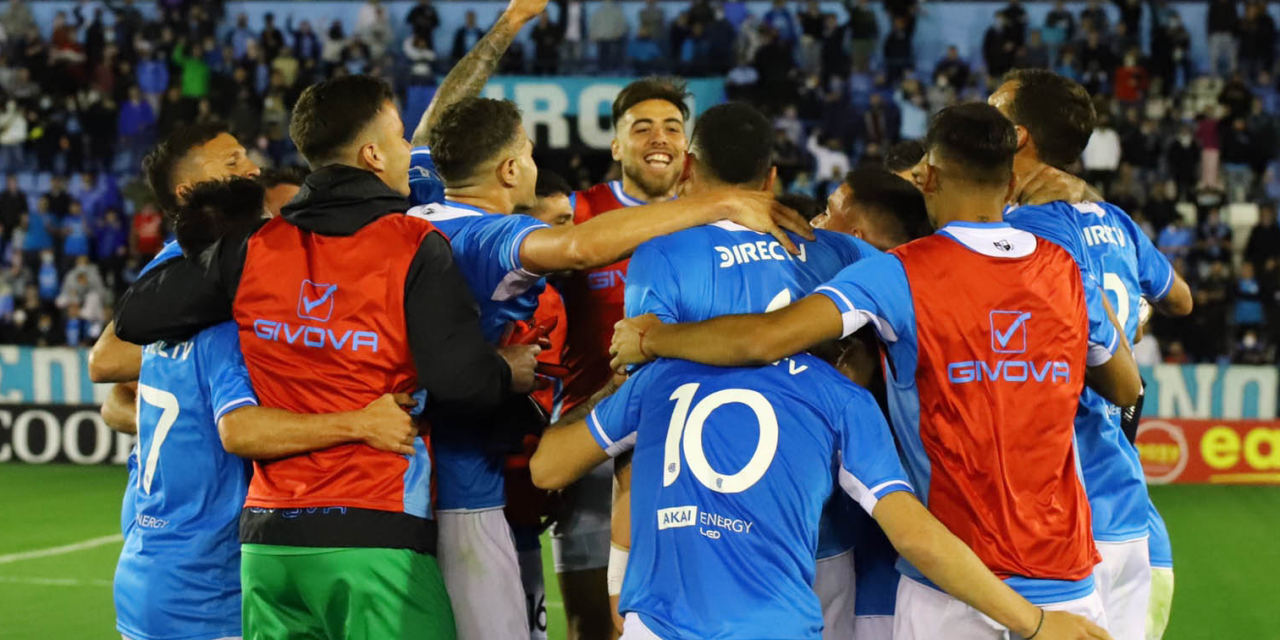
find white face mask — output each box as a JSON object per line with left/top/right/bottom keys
{"left": 1243, "top": 334, "right": 1258, "bottom": 348}
{"left": 1178, "top": 134, "right": 1193, "bottom": 145}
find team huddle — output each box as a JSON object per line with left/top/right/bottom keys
{"left": 96, "top": 1, "right": 1194, "bottom": 640}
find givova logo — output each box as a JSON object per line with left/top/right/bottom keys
{"left": 657, "top": 506, "right": 698, "bottom": 530}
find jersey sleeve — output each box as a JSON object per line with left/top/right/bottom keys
{"left": 584, "top": 367, "right": 650, "bottom": 457}
{"left": 1118, "top": 210, "right": 1176, "bottom": 301}
{"left": 812, "top": 253, "right": 915, "bottom": 342}
{"left": 469, "top": 215, "right": 550, "bottom": 302}
{"left": 624, "top": 241, "right": 681, "bottom": 322}
{"left": 138, "top": 240, "right": 184, "bottom": 277}
{"left": 1083, "top": 274, "right": 1121, "bottom": 366}
{"left": 1005, "top": 203, "right": 1104, "bottom": 289}
{"left": 409, "top": 146, "right": 446, "bottom": 207}
{"left": 197, "top": 322, "right": 259, "bottom": 422}
{"left": 822, "top": 230, "right": 882, "bottom": 267}
{"left": 834, "top": 385, "right": 914, "bottom": 515}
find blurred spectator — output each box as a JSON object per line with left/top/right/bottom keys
{"left": 357, "top": 2, "right": 394, "bottom": 58}
{"left": 1079, "top": 0, "right": 1107, "bottom": 35}
{"left": 863, "top": 92, "right": 897, "bottom": 149}
{"left": 46, "top": 176, "right": 70, "bottom": 217}
{"left": 1192, "top": 260, "right": 1232, "bottom": 361}
{"left": 561, "top": 0, "right": 586, "bottom": 73}
{"left": 639, "top": 0, "right": 665, "bottom": 45}
{"left": 0, "top": 175, "right": 25, "bottom": 241}
{"left": 1235, "top": 261, "right": 1265, "bottom": 328}
{"left": 1238, "top": 2, "right": 1276, "bottom": 78}
{"left": 883, "top": 17, "right": 914, "bottom": 82}
{"left": 1220, "top": 73, "right": 1253, "bottom": 120}
{"left": 1167, "top": 123, "right": 1200, "bottom": 197}
{"left": 1018, "top": 30, "right": 1050, "bottom": 69}
{"left": 997, "top": 0, "right": 1028, "bottom": 45}
{"left": 1157, "top": 215, "right": 1194, "bottom": 261}
{"left": 35, "top": 248, "right": 57, "bottom": 302}
{"left": 260, "top": 13, "right": 286, "bottom": 60}
{"left": 590, "top": 0, "right": 628, "bottom": 72}
{"left": 321, "top": 20, "right": 347, "bottom": 66}
{"left": 627, "top": 27, "right": 661, "bottom": 75}
{"left": 452, "top": 10, "right": 484, "bottom": 63}
{"left": 130, "top": 203, "right": 163, "bottom": 260}
{"left": 1233, "top": 328, "right": 1272, "bottom": 364}
{"left": 934, "top": 45, "right": 970, "bottom": 90}
{"left": 1115, "top": 0, "right": 1142, "bottom": 37}
{"left": 818, "top": 13, "right": 850, "bottom": 84}
{"left": 288, "top": 18, "right": 322, "bottom": 62}
{"left": 1207, "top": 0, "right": 1239, "bottom": 76}
{"left": 404, "top": 35, "right": 438, "bottom": 84}
{"left": 1119, "top": 113, "right": 1160, "bottom": 178}
{"left": 0, "top": 99, "right": 24, "bottom": 172}
{"left": 2, "top": 0, "right": 34, "bottom": 39}
{"left": 1113, "top": 50, "right": 1149, "bottom": 104}
{"left": 762, "top": 0, "right": 797, "bottom": 44}
{"left": 848, "top": 0, "right": 878, "bottom": 72}
{"left": 1195, "top": 206, "right": 1234, "bottom": 265}
{"left": 895, "top": 79, "right": 927, "bottom": 140}
{"left": 1152, "top": 12, "right": 1193, "bottom": 90}
{"left": 807, "top": 130, "right": 850, "bottom": 185}
{"left": 1083, "top": 115, "right": 1121, "bottom": 192}
{"left": 1196, "top": 107, "right": 1223, "bottom": 188}
{"left": 173, "top": 38, "right": 211, "bottom": 100}
{"left": 983, "top": 14, "right": 1019, "bottom": 79}
{"left": 1220, "top": 117, "right": 1255, "bottom": 201}
{"left": 772, "top": 128, "right": 803, "bottom": 185}
{"left": 96, "top": 208, "right": 128, "bottom": 287}
{"left": 408, "top": 0, "right": 441, "bottom": 49}
{"left": 1245, "top": 202, "right": 1280, "bottom": 272}
{"left": 1043, "top": 0, "right": 1075, "bottom": 54}
{"left": 1108, "top": 163, "right": 1145, "bottom": 215}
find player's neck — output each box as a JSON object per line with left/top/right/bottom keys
{"left": 932, "top": 190, "right": 1008, "bottom": 227}
{"left": 443, "top": 187, "right": 514, "bottom": 215}
{"left": 620, "top": 174, "right": 675, "bottom": 203}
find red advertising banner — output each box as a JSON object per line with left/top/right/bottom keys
{"left": 1136, "top": 419, "right": 1280, "bottom": 485}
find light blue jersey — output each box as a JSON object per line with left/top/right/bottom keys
{"left": 626, "top": 221, "right": 878, "bottom": 560}
{"left": 407, "top": 200, "right": 549, "bottom": 511}
{"left": 114, "top": 319, "right": 257, "bottom": 640}
{"left": 589, "top": 356, "right": 913, "bottom": 639}
{"left": 1006, "top": 201, "right": 1175, "bottom": 542}
{"left": 409, "top": 146, "right": 446, "bottom": 207}
{"left": 1147, "top": 500, "right": 1173, "bottom": 569}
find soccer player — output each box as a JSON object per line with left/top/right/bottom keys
{"left": 113, "top": 75, "right": 541, "bottom": 640}
{"left": 114, "top": 177, "right": 420, "bottom": 640}
{"left": 407, "top": 96, "right": 808, "bottom": 640}
{"left": 614, "top": 102, "right": 887, "bottom": 639}
{"left": 258, "top": 165, "right": 308, "bottom": 218}
{"left": 991, "top": 70, "right": 1193, "bottom": 640}
{"left": 611, "top": 104, "right": 1144, "bottom": 638}
{"left": 1145, "top": 504, "right": 1174, "bottom": 640}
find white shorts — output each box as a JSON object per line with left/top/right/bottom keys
{"left": 1095, "top": 538, "right": 1152, "bottom": 640}
{"left": 893, "top": 576, "right": 1107, "bottom": 640}
{"left": 1146, "top": 567, "right": 1174, "bottom": 640}
{"left": 550, "top": 460, "right": 613, "bottom": 573}
{"left": 813, "top": 550, "right": 856, "bottom": 640}
{"left": 518, "top": 545, "right": 549, "bottom": 640}
{"left": 853, "top": 615, "right": 893, "bottom": 640}
{"left": 620, "top": 612, "right": 663, "bottom": 639}
{"left": 437, "top": 509, "right": 530, "bottom": 640}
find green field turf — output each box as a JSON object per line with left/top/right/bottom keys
{"left": 0, "top": 464, "right": 1276, "bottom": 639}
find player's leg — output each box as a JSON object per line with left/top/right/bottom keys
{"left": 513, "top": 524, "right": 550, "bottom": 640}
{"left": 891, "top": 577, "right": 1005, "bottom": 640}
{"left": 812, "top": 550, "right": 856, "bottom": 640}
{"left": 437, "top": 509, "right": 530, "bottom": 640}
{"left": 1146, "top": 567, "right": 1174, "bottom": 640}
{"left": 852, "top": 615, "right": 894, "bottom": 640}
{"left": 551, "top": 461, "right": 618, "bottom": 640}
{"left": 329, "top": 548, "right": 456, "bottom": 640}
{"left": 1095, "top": 538, "right": 1152, "bottom": 640}
{"left": 239, "top": 544, "right": 327, "bottom": 640}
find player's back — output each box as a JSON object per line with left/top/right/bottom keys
{"left": 605, "top": 356, "right": 907, "bottom": 639}
{"left": 115, "top": 322, "right": 253, "bottom": 640}
{"left": 1007, "top": 201, "right": 1174, "bottom": 541}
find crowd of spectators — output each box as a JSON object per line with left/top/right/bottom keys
{"left": 0, "top": 0, "right": 1276, "bottom": 364}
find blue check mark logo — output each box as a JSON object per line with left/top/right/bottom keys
{"left": 297, "top": 280, "right": 337, "bottom": 322}
{"left": 990, "top": 310, "right": 1030, "bottom": 354}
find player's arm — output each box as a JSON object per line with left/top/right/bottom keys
{"left": 412, "top": 0, "right": 548, "bottom": 145}
{"left": 1016, "top": 163, "right": 1104, "bottom": 205}
{"left": 873, "top": 492, "right": 1113, "bottom": 640}
{"left": 88, "top": 321, "right": 141, "bottom": 383}
{"left": 608, "top": 452, "right": 632, "bottom": 635}
{"left": 219, "top": 393, "right": 420, "bottom": 458}
{"left": 610, "top": 295, "right": 845, "bottom": 371}
{"left": 1086, "top": 291, "right": 1142, "bottom": 407}
{"left": 529, "top": 417, "right": 612, "bottom": 489}
{"left": 517, "top": 189, "right": 814, "bottom": 274}
{"left": 100, "top": 382, "right": 138, "bottom": 435}
{"left": 1154, "top": 274, "right": 1193, "bottom": 316}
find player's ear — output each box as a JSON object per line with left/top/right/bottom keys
{"left": 679, "top": 152, "right": 695, "bottom": 185}
{"left": 610, "top": 137, "right": 622, "bottom": 163}
{"left": 762, "top": 166, "right": 777, "bottom": 192}
{"left": 498, "top": 156, "right": 518, "bottom": 188}
{"left": 359, "top": 142, "right": 385, "bottom": 173}
{"left": 1014, "top": 125, "right": 1030, "bottom": 152}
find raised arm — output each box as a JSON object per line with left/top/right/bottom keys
{"left": 609, "top": 295, "right": 845, "bottom": 371}
{"left": 1154, "top": 273, "right": 1193, "bottom": 317}
{"left": 518, "top": 189, "right": 813, "bottom": 274}
{"left": 88, "top": 322, "right": 142, "bottom": 383}
{"left": 412, "top": 0, "right": 549, "bottom": 146}
{"left": 219, "top": 393, "right": 420, "bottom": 459}
{"left": 873, "top": 492, "right": 1113, "bottom": 640}
{"left": 1086, "top": 291, "right": 1141, "bottom": 407}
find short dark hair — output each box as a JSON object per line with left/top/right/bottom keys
{"left": 777, "top": 193, "right": 823, "bottom": 222}
{"left": 611, "top": 76, "right": 691, "bottom": 127}
{"left": 844, "top": 166, "right": 932, "bottom": 243}
{"left": 689, "top": 102, "right": 773, "bottom": 185}
{"left": 884, "top": 140, "right": 926, "bottom": 174}
{"left": 142, "top": 121, "right": 230, "bottom": 216}
{"left": 258, "top": 165, "right": 310, "bottom": 189}
{"left": 289, "top": 75, "right": 396, "bottom": 167}
{"left": 1001, "top": 69, "right": 1096, "bottom": 169}
{"left": 535, "top": 170, "right": 572, "bottom": 198}
{"left": 172, "top": 176, "right": 266, "bottom": 255}
{"left": 427, "top": 97, "right": 524, "bottom": 184}
{"left": 926, "top": 103, "right": 1017, "bottom": 187}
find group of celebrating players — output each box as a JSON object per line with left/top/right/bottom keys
{"left": 90, "top": 0, "right": 1196, "bottom": 639}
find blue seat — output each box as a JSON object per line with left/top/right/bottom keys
{"left": 15, "top": 172, "right": 35, "bottom": 194}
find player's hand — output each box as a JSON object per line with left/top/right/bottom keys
{"left": 1017, "top": 164, "right": 1103, "bottom": 206}
{"left": 610, "top": 314, "right": 662, "bottom": 373}
{"left": 504, "top": 0, "right": 549, "bottom": 24}
{"left": 714, "top": 190, "right": 815, "bottom": 255}
{"left": 1032, "top": 610, "right": 1114, "bottom": 640}
{"left": 500, "top": 344, "right": 543, "bottom": 393}
{"left": 356, "top": 393, "right": 418, "bottom": 456}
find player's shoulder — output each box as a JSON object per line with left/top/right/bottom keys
{"left": 813, "top": 229, "right": 880, "bottom": 261}
{"left": 193, "top": 320, "right": 242, "bottom": 361}
{"left": 573, "top": 181, "right": 634, "bottom": 221}
{"left": 139, "top": 240, "right": 184, "bottom": 277}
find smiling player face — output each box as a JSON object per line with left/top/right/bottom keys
{"left": 612, "top": 99, "right": 688, "bottom": 201}
{"left": 174, "top": 133, "right": 261, "bottom": 203}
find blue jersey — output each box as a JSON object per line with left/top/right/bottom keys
{"left": 114, "top": 321, "right": 257, "bottom": 640}
{"left": 1007, "top": 202, "right": 1175, "bottom": 542}
{"left": 409, "top": 146, "right": 446, "bottom": 207}
{"left": 851, "top": 506, "right": 900, "bottom": 617}
{"left": 626, "top": 221, "right": 877, "bottom": 560}
{"left": 1147, "top": 500, "right": 1173, "bottom": 568}
{"left": 589, "top": 356, "right": 913, "bottom": 639}
{"left": 407, "top": 200, "right": 549, "bottom": 511}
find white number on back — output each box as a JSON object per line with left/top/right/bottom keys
{"left": 1103, "top": 272, "right": 1131, "bottom": 329}
{"left": 663, "top": 383, "right": 779, "bottom": 494}
{"left": 137, "top": 384, "right": 181, "bottom": 494}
